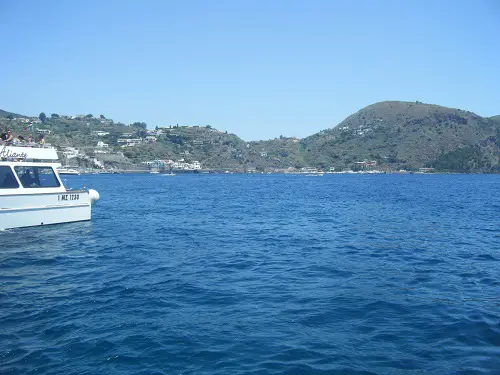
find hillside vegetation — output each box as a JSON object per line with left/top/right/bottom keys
{"left": 0, "top": 109, "right": 25, "bottom": 118}
{"left": 302, "top": 101, "right": 499, "bottom": 172}
{"left": 1, "top": 101, "right": 499, "bottom": 172}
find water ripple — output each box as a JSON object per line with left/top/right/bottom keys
{"left": 1, "top": 174, "right": 499, "bottom": 374}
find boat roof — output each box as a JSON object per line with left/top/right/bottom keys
{"left": 0, "top": 145, "right": 59, "bottom": 162}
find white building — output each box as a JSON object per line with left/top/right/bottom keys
{"left": 118, "top": 138, "right": 142, "bottom": 147}
{"left": 147, "top": 129, "right": 163, "bottom": 136}
{"left": 15, "top": 118, "right": 30, "bottom": 123}
{"left": 92, "top": 131, "right": 110, "bottom": 137}
{"left": 97, "top": 141, "right": 109, "bottom": 148}
{"left": 61, "top": 147, "right": 80, "bottom": 159}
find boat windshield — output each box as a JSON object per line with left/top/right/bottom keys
{"left": 14, "top": 166, "right": 60, "bottom": 188}
{"left": 0, "top": 166, "right": 19, "bottom": 189}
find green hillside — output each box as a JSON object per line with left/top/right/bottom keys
{"left": 0, "top": 109, "right": 25, "bottom": 118}
{"left": 1, "top": 103, "right": 499, "bottom": 173}
{"left": 302, "top": 101, "right": 500, "bottom": 172}
{"left": 0, "top": 113, "right": 256, "bottom": 169}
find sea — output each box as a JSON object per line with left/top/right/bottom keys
{"left": 1, "top": 173, "right": 499, "bottom": 375}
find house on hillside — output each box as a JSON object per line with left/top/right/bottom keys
{"left": 147, "top": 129, "right": 163, "bottom": 136}
{"left": 118, "top": 138, "right": 142, "bottom": 147}
{"left": 354, "top": 160, "right": 377, "bottom": 171}
{"left": 92, "top": 131, "right": 110, "bottom": 137}
{"left": 15, "top": 118, "right": 30, "bottom": 123}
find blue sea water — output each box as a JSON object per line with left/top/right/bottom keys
{"left": 1, "top": 174, "right": 499, "bottom": 375}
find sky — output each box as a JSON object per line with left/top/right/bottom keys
{"left": 1, "top": 0, "right": 499, "bottom": 141}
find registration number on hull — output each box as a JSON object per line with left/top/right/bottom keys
{"left": 58, "top": 194, "right": 80, "bottom": 201}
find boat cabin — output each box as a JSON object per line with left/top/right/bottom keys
{"left": 0, "top": 146, "right": 65, "bottom": 195}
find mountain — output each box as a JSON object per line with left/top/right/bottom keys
{"left": 301, "top": 101, "right": 499, "bottom": 172}
{"left": 0, "top": 102, "right": 499, "bottom": 172}
{"left": 0, "top": 109, "right": 26, "bottom": 118}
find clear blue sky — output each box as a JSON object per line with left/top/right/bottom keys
{"left": 1, "top": 0, "right": 499, "bottom": 141}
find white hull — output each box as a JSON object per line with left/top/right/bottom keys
{"left": 58, "top": 169, "right": 80, "bottom": 175}
{"left": 0, "top": 190, "right": 93, "bottom": 230}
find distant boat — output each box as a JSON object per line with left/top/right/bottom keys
{"left": 57, "top": 167, "right": 80, "bottom": 175}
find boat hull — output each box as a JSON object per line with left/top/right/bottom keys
{"left": 58, "top": 171, "right": 80, "bottom": 175}
{"left": 0, "top": 190, "right": 92, "bottom": 230}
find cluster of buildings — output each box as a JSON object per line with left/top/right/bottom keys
{"left": 11, "top": 117, "right": 42, "bottom": 124}
{"left": 59, "top": 146, "right": 112, "bottom": 169}
{"left": 338, "top": 123, "right": 377, "bottom": 137}
{"left": 92, "top": 129, "right": 161, "bottom": 149}
{"left": 354, "top": 160, "right": 378, "bottom": 170}
{"left": 69, "top": 115, "right": 113, "bottom": 125}
{"left": 142, "top": 159, "right": 202, "bottom": 171}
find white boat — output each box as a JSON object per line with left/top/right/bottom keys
{"left": 0, "top": 145, "right": 100, "bottom": 230}
{"left": 57, "top": 167, "right": 80, "bottom": 175}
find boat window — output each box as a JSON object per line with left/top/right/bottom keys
{"left": 0, "top": 166, "right": 19, "bottom": 189}
{"left": 14, "top": 166, "right": 61, "bottom": 188}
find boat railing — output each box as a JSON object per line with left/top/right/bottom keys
{"left": 0, "top": 142, "right": 54, "bottom": 149}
